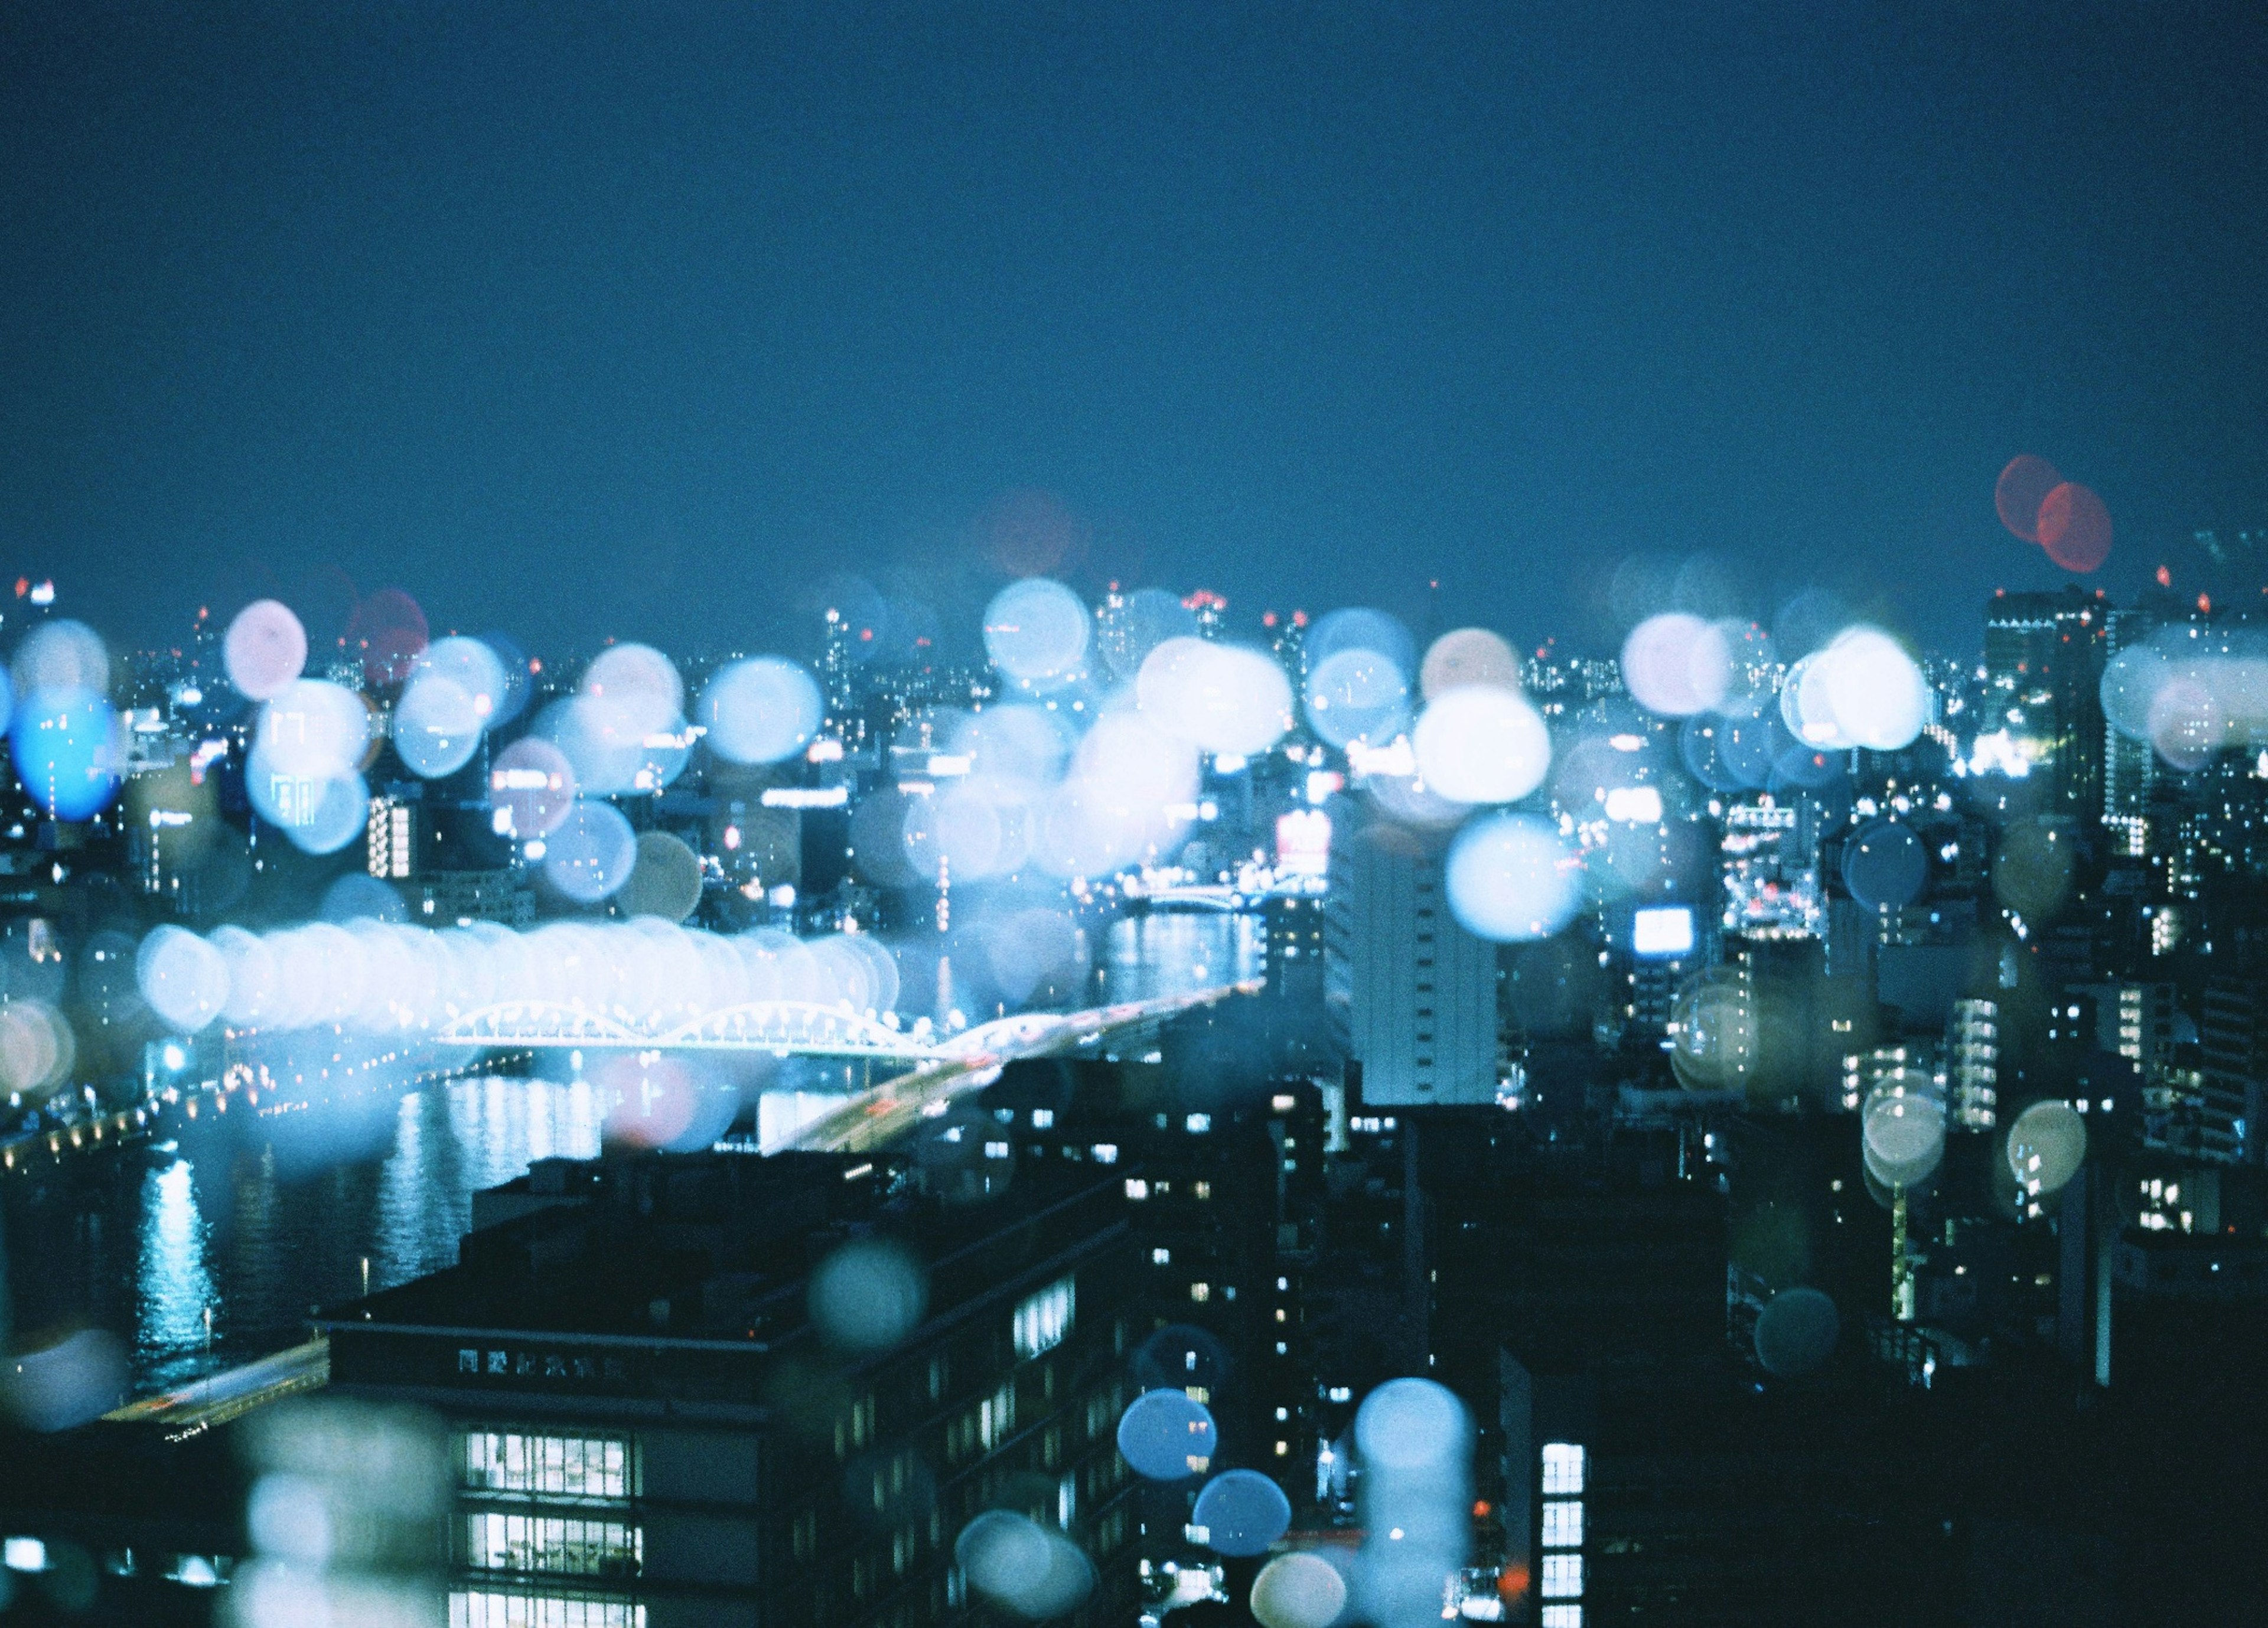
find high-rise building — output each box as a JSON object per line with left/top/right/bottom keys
{"left": 1324, "top": 823, "right": 1499, "bottom": 1105}
{"left": 367, "top": 794, "right": 418, "bottom": 881}
{"left": 2102, "top": 606, "right": 2157, "bottom": 854}
{"left": 819, "top": 606, "right": 858, "bottom": 743}
{"left": 1262, "top": 610, "right": 1309, "bottom": 697}
{"left": 1946, "top": 999, "right": 2000, "bottom": 1130}
{"left": 1981, "top": 586, "right": 2110, "bottom": 821}
{"left": 2198, "top": 976, "right": 2264, "bottom": 1166}
{"left": 316, "top": 1151, "right": 1143, "bottom": 1628}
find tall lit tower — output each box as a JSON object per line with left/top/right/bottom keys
{"left": 1982, "top": 586, "right": 2110, "bottom": 820}
{"left": 819, "top": 606, "right": 856, "bottom": 740}
{"left": 1184, "top": 589, "right": 1228, "bottom": 641}
{"left": 1264, "top": 609, "right": 1309, "bottom": 696}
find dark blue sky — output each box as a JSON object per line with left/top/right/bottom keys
{"left": 4, "top": 2, "right": 2263, "bottom": 661}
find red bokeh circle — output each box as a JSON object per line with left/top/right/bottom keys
{"left": 2038, "top": 482, "right": 2111, "bottom": 573}
{"left": 1995, "top": 455, "right": 2062, "bottom": 543}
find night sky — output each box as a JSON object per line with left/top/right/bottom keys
{"left": 3, "top": 3, "right": 2263, "bottom": 661}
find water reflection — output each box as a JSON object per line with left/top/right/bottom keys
{"left": 1104, "top": 911, "right": 1263, "bottom": 1003}
{"left": 135, "top": 1159, "right": 216, "bottom": 1381}
{"left": 6, "top": 1075, "right": 602, "bottom": 1395}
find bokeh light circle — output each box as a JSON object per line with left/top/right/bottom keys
{"left": 1412, "top": 684, "right": 1552, "bottom": 805}
{"left": 1444, "top": 813, "right": 1581, "bottom": 942}
{"left": 1754, "top": 1287, "right": 1840, "bottom": 1378}
{"left": 1116, "top": 1388, "right": 1217, "bottom": 1481}
{"left": 1136, "top": 638, "right": 1293, "bottom": 756}
{"left": 1621, "top": 612, "right": 1720, "bottom": 717}
{"left": 2006, "top": 1099, "right": 2087, "bottom": 1199}
{"left": 1304, "top": 647, "right": 1410, "bottom": 749}
{"left": 1995, "top": 455, "right": 2062, "bottom": 543}
{"left": 544, "top": 801, "right": 639, "bottom": 903}
{"left": 1841, "top": 820, "right": 1928, "bottom": 911}
{"left": 700, "top": 657, "right": 823, "bottom": 765}
{"left": 12, "top": 621, "right": 110, "bottom": 699}
{"left": 223, "top": 601, "right": 308, "bottom": 700}
{"left": 488, "top": 738, "right": 578, "bottom": 839}
{"left": 983, "top": 579, "right": 1091, "bottom": 686}
{"left": 808, "top": 1239, "right": 928, "bottom": 1352}
{"left": 617, "top": 831, "right": 704, "bottom": 922}
{"left": 1420, "top": 628, "right": 1520, "bottom": 699}
{"left": 1251, "top": 1552, "right": 1348, "bottom": 1628}
{"left": 9, "top": 687, "right": 122, "bottom": 820}
{"left": 258, "top": 679, "right": 372, "bottom": 781}
{"left": 136, "top": 926, "right": 229, "bottom": 1034}
{"left": 2038, "top": 482, "right": 2112, "bottom": 573}
{"left": 1194, "top": 1469, "right": 1293, "bottom": 1557}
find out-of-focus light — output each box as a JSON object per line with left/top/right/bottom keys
{"left": 1631, "top": 905, "right": 1693, "bottom": 958}
{"left": 3, "top": 1537, "right": 47, "bottom": 1571}
{"left": 138, "top": 926, "right": 228, "bottom": 1033}
{"left": 761, "top": 786, "right": 849, "bottom": 809}
{"left": 14, "top": 619, "right": 110, "bottom": 699}
{"left": 1445, "top": 813, "right": 1581, "bottom": 942}
{"left": 11, "top": 687, "right": 122, "bottom": 820}
{"left": 702, "top": 657, "right": 823, "bottom": 765}
{"left": 1117, "top": 1389, "right": 1217, "bottom": 1480}
{"left": 1995, "top": 454, "right": 2062, "bottom": 543}
{"left": 1754, "top": 1288, "right": 1840, "bottom": 1377}
{"left": 2007, "top": 1100, "right": 2087, "bottom": 1198}
{"left": 1413, "top": 685, "right": 1551, "bottom": 805}
{"left": 1194, "top": 1470, "right": 1293, "bottom": 1557}
{"left": 1305, "top": 769, "right": 1344, "bottom": 804}
{"left": 1250, "top": 1552, "right": 1348, "bottom": 1628}
{"left": 985, "top": 578, "right": 1091, "bottom": 686}
{"left": 1139, "top": 638, "right": 1293, "bottom": 756}
{"left": 1601, "top": 785, "right": 1663, "bottom": 823}
{"left": 1420, "top": 628, "right": 1520, "bottom": 700}
{"left": 1621, "top": 612, "right": 1726, "bottom": 717}
{"left": 1305, "top": 647, "right": 1410, "bottom": 749}
{"left": 543, "top": 801, "right": 638, "bottom": 903}
{"left": 2038, "top": 482, "right": 2113, "bottom": 573}
{"left": 1276, "top": 810, "right": 1331, "bottom": 876}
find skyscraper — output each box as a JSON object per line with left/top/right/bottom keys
{"left": 1982, "top": 586, "right": 2110, "bottom": 821}
{"left": 1324, "top": 821, "right": 1500, "bottom": 1106}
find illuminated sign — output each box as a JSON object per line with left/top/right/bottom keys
{"left": 1276, "top": 809, "right": 1331, "bottom": 876}
{"left": 760, "top": 787, "right": 848, "bottom": 809}
{"left": 1631, "top": 905, "right": 1695, "bottom": 958}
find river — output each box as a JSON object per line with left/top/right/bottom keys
{"left": 0, "top": 909, "right": 1261, "bottom": 1398}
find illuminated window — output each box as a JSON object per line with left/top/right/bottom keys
{"left": 1014, "top": 1275, "right": 1076, "bottom": 1359}
{"left": 451, "top": 1594, "right": 646, "bottom": 1627}
{"left": 983, "top": 1141, "right": 1010, "bottom": 1160}
{"left": 1540, "top": 1443, "right": 1585, "bottom": 1496}
{"left": 1186, "top": 1113, "right": 1211, "bottom": 1133}
{"left": 1031, "top": 1109, "right": 1054, "bottom": 1128}
{"left": 1193, "top": 1181, "right": 1211, "bottom": 1200}
{"left": 1190, "top": 1282, "right": 1211, "bottom": 1303}
{"left": 1123, "top": 1179, "right": 1148, "bottom": 1200}
{"left": 1540, "top": 1609, "right": 1583, "bottom": 1628}
{"left": 1152, "top": 1248, "right": 1172, "bottom": 1265}
{"left": 1540, "top": 1554, "right": 1583, "bottom": 1598}
{"left": 1093, "top": 1144, "right": 1119, "bottom": 1164}
{"left": 462, "top": 1434, "right": 629, "bottom": 1502}
{"left": 1541, "top": 1500, "right": 1584, "bottom": 1548}
{"left": 462, "top": 1514, "right": 641, "bottom": 1577}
